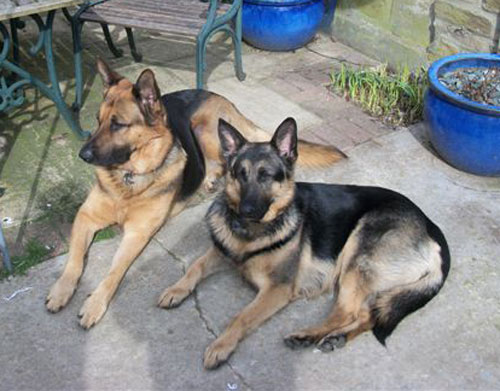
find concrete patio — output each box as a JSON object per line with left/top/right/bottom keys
{"left": 1, "top": 15, "right": 500, "bottom": 391}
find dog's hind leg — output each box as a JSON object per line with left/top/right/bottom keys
{"left": 204, "top": 284, "right": 293, "bottom": 369}
{"left": 46, "top": 188, "right": 114, "bottom": 313}
{"left": 158, "top": 245, "right": 223, "bottom": 308}
{"left": 285, "top": 269, "right": 371, "bottom": 351}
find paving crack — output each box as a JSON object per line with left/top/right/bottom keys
{"left": 152, "top": 238, "right": 253, "bottom": 390}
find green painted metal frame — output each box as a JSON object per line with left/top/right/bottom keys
{"left": 72, "top": 0, "right": 245, "bottom": 99}
{"left": 0, "top": 10, "right": 90, "bottom": 139}
{"left": 196, "top": 0, "right": 245, "bottom": 88}
{"left": 0, "top": 221, "right": 11, "bottom": 273}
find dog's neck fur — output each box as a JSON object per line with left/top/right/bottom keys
{"left": 206, "top": 192, "right": 302, "bottom": 264}
{"left": 119, "top": 140, "right": 182, "bottom": 187}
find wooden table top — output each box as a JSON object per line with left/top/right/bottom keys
{"left": 0, "top": 0, "right": 83, "bottom": 21}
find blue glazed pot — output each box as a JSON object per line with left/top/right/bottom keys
{"left": 425, "top": 53, "right": 500, "bottom": 176}
{"left": 242, "top": 0, "right": 328, "bottom": 51}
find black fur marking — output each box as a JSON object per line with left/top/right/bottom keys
{"left": 371, "top": 286, "right": 440, "bottom": 345}
{"left": 295, "top": 183, "right": 421, "bottom": 262}
{"left": 210, "top": 220, "right": 301, "bottom": 264}
{"left": 161, "top": 90, "right": 211, "bottom": 199}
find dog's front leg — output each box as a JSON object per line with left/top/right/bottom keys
{"left": 78, "top": 202, "right": 169, "bottom": 329}
{"left": 204, "top": 284, "right": 292, "bottom": 369}
{"left": 158, "top": 245, "right": 223, "bottom": 308}
{"left": 46, "top": 188, "right": 113, "bottom": 313}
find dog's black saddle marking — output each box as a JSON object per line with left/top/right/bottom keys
{"left": 162, "top": 89, "right": 212, "bottom": 199}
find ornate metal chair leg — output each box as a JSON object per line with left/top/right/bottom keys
{"left": 196, "top": 34, "right": 207, "bottom": 89}
{"left": 101, "top": 23, "right": 123, "bottom": 58}
{"left": 125, "top": 28, "right": 142, "bottom": 62}
{"left": 71, "top": 16, "right": 85, "bottom": 111}
{"left": 0, "top": 222, "right": 12, "bottom": 274}
{"left": 233, "top": 4, "right": 246, "bottom": 81}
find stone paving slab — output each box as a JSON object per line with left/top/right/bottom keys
{"left": 2, "top": 127, "right": 498, "bottom": 390}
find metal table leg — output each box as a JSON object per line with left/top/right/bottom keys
{"left": 0, "top": 11, "right": 90, "bottom": 139}
{"left": 0, "top": 222, "right": 12, "bottom": 273}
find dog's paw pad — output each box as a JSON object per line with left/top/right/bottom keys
{"left": 317, "top": 334, "right": 346, "bottom": 352}
{"left": 284, "top": 334, "right": 316, "bottom": 350}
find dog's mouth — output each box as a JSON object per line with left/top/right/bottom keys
{"left": 79, "top": 144, "right": 132, "bottom": 167}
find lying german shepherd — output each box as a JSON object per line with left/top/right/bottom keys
{"left": 159, "top": 118, "right": 450, "bottom": 369}
{"left": 45, "top": 59, "right": 345, "bottom": 329}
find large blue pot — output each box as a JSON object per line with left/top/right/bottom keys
{"left": 424, "top": 53, "right": 500, "bottom": 176}
{"left": 242, "top": 0, "right": 328, "bottom": 51}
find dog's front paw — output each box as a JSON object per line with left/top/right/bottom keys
{"left": 78, "top": 293, "right": 108, "bottom": 329}
{"left": 157, "top": 286, "right": 191, "bottom": 309}
{"left": 203, "top": 337, "right": 237, "bottom": 370}
{"left": 46, "top": 277, "right": 77, "bottom": 313}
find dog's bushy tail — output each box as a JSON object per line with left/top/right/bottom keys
{"left": 371, "top": 230, "right": 450, "bottom": 345}
{"left": 297, "top": 140, "right": 347, "bottom": 168}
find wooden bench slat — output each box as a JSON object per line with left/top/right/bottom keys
{"left": 83, "top": 6, "right": 206, "bottom": 28}
{"left": 84, "top": 2, "right": 209, "bottom": 24}
{"left": 81, "top": 9, "right": 204, "bottom": 35}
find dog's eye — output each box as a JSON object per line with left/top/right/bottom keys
{"left": 258, "top": 168, "right": 270, "bottom": 182}
{"left": 110, "top": 118, "right": 128, "bottom": 132}
{"left": 238, "top": 167, "right": 248, "bottom": 182}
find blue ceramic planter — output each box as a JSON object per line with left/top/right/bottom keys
{"left": 425, "top": 53, "right": 500, "bottom": 176}
{"left": 242, "top": 0, "right": 328, "bottom": 51}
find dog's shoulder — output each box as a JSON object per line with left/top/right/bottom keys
{"left": 161, "top": 90, "right": 213, "bottom": 199}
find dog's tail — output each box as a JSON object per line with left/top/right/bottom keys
{"left": 297, "top": 140, "right": 347, "bottom": 168}
{"left": 371, "top": 230, "right": 450, "bottom": 345}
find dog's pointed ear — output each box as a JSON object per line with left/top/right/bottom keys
{"left": 134, "top": 69, "right": 161, "bottom": 108}
{"left": 271, "top": 117, "right": 298, "bottom": 164}
{"left": 96, "top": 58, "right": 123, "bottom": 88}
{"left": 218, "top": 119, "right": 247, "bottom": 161}
{"left": 134, "top": 69, "right": 162, "bottom": 125}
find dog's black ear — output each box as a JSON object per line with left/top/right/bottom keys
{"left": 218, "top": 119, "right": 247, "bottom": 161}
{"left": 96, "top": 58, "right": 123, "bottom": 88}
{"left": 271, "top": 117, "right": 298, "bottom": 164}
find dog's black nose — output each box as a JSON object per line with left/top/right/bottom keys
{"left": 240, "top": 203, "right": 256, "bottom": 217}
{"left": 79, "top": 144, "right": 95, "bottom": 163}
{"left": 239, "top": 201, "right": 266, "bottom": 220}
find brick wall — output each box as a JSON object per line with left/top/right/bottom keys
{"left": 330, "top": 0, "right": 499, "bottom": 67}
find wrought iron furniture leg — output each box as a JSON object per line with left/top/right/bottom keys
{"left": 0, "top": 12, "right": 90, "bottom": 139}
{"left": 69, "top": 0, "right": 107, "bottom": 112}
{"left": 9, "top": 19, "right": 20, "bottom": 65}
{"left": 125, "top": 28, "right": 142, "bottom": 62}
{"left": 196, "top": 0, "right": 245, "bottom": 89}
{"left": 0, "top": 222, "right": 11, "bottom": 274}
{"left": 101, "top": 23, "right": 124, "bottom": 58}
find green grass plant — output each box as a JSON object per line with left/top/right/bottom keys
{"left": 330, "top": 64, "right": 428, "bottom": 126}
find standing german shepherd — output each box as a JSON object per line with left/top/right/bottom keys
{"left": 45, "top": 59, "right": 345, "bottom": 329}
{"left": 159, "top": 118, "right": 450, "bottom": 369}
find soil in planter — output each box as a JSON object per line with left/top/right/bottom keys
{"left": 439, "top": 67, "right": 500, "bottom": 107}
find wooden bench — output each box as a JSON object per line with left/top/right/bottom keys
{"left": 71, "top": 0, "right": 245, "bottom": 109}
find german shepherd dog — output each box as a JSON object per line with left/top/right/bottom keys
{"left": 159, "top": 118, "right": 450, "bottom": 369}
{"left": 45, "top": 59, "right": 345, "bottom": 329}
